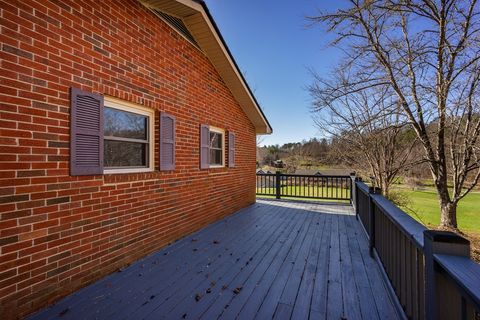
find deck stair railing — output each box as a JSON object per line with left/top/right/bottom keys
{"left": 354, "top": 179, "right": 480, "bottom": 320}
{"left": 256, "top": 171, "right": 353, "bottom": 202}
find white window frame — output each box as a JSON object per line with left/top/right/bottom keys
{"left": 103, "top": 97, "right": 155, "bottom": 174}
{"left": 209, "top": 126, "right": 225, "bottom": 168}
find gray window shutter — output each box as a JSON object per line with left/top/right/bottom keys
{"left": 228, "top": 132, "right": 235, "bottom": 168}
{"left": 200, "top": 124, "right": 210, "bottom": 169}
{"left": 160, "top": 112, "right": 175, "bottom": 171}
{"left": 70, "top": 87, "right": 104, "bottom": 176}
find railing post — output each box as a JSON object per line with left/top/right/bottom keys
{"left": 275, "top": 171, "right": 281, "bottom": 199}
{"left": 349, "top": 172, "right": 356, "bottom": 215}
{"left": 423, "top": 230, "right": 470, "bottom": 320}
{"left": 368, "top": 186, "right": 381, "bottom": 257}
{"left": 355, "top": 177, "right": 363, "bottom": 221}
{"left": 355, "top": 180, "right": 358, "bottom": 220}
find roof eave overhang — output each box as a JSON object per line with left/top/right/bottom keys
{"left": 138, "top": 0, "right": 272, "bottom": 134}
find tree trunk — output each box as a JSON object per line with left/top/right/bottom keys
{"left": 433, "top": 162, "right": 458, "bottom": 229}
{"left": 381, "top": 179, "right": 390, "bottom": 199}
{"left": 439, "top": 199, "right": 457, "bottom": 230}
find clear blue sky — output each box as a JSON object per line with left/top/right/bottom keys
{"left": 203, "top": 0, "right": 342, "bottom": 146}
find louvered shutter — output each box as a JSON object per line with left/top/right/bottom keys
{"left": 70, "top": 87, "right": 104, "bottom": 176}
{"left": 228, "top": 132, "right": 235, "bottom": 168}
{"left": 200, "top": 124, "right": 210, "bottom": 169}
{"left": 160, "top": 112, "right": 175, "bottom": 171}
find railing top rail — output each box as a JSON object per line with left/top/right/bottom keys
{"left": 356, "top": 180, "right": 370, "bottom": 194}
{"left": 279, "top": 174, "right": 352, "bottom": 178}
{"left": 256, "top": 173, "right": 352, "bottom": 179}
{"left": 371, "top": 193, "right": 426, "bottom": 249}
{"left": 434, "top": 254, "right": 480, "bottom": 310}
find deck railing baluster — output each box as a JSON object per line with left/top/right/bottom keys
{"left": 256, "top": 173, "right": 352, "bottom": 201}
{"left": 302, "top": 176, "right": 305, "bottom": 197}
{"left": 336, "top": 177, "right": 338, "bottom": 199}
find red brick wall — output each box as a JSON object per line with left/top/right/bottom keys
{"left": 0, "top": 0, "right": 258, "bottom": 318}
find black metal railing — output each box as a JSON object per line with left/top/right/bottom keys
{"left": 256, "top": 172, "right": 353, "bottom": 201}
{"left": 354, "top": 179, "right": 480, "bottom": 320}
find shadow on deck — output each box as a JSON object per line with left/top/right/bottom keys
{"left": 29, "top": 199, "right": 398, "bottom": 320}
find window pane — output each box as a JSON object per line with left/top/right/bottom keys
{"left": 210, "top": 149, "right": 222, "bottom": 165}
{"left": 209, "top": 132, "right": 222, "bottom": 149}
{"left": 104, "top": 140, "right": 147, "bottom": 167}
{"left": 104, "top": 107, "right": 147, "bottom": 140}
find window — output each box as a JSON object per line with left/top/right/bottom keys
{"left": 209, "top": 127, "right": 224, "bottom": 167}
{"left": 103, "top": 98, "right": 154, "bottom": 173}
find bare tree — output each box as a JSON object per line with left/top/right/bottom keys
{"left": 311, "top": 0, "right": 480, "bottom": 229}
{"left": 310, "top": 75, "right": 418, "bottom": 197}
{"left": 285, "top": 142, "right": 313, "bottom": 172}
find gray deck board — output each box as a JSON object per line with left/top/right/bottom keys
{"left": 81, "top": 204, "right": 279, "bottom": 319}
{"left": 346, "top": 216, "right": 398, "bottom": 319}
{"left": 28, "top": 199, "right": 399, "bottom": 320}
{"left": 159, "top": 203, "right": 297, "bottom": 320}
{"left": 281, "top": 211, "right": 326, "bottom": 320}
{"left": 254, "top": 207, "right": 318, "bottom": 320}
{"left": 326, "top": 215, "right": 343, "bottom": 320}
{"left": 233, "top": 207, "right": 319, "bottom": 320}
{"left": 344, "top": 214, "right": 381, "bottom": 320}
{"left": 339, "top": 215, "right": 363, "bottom": 320}
{"left": 309, "top": 214, "right": 332, "bottom": 319}
{"left": 214, "top": 205, "right": 307, "bottom": 320}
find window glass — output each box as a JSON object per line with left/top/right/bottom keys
{"left": 103, "top": 102, "right": 152, "bottom": 171}
{"left": 104, "top": 107, "right": 147, "bottom": 140}
{"left": 210, "top": 149, "right": 222, "bottom": 165}
{"left": 104, "top": 140, "right": 147, "bottom": 167}
{"left": 209, "top": 130, "right": 223, "bottom": 166}
{"left": 210, "top": 132, "right": 222, "bottom": 149}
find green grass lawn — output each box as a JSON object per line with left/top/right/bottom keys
{"left": 395, "top": 187, "right": 480, "bottom": 234}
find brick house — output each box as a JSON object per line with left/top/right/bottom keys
{"left": 0, "top": 0, "right": 271, "bottom": 318}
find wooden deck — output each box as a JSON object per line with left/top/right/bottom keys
{"left": 29, "top": 199, "right": 398, "bottom": 320}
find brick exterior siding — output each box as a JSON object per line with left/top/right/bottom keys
{"left": 0, "top": 0, "right": 257, "bottom": 318}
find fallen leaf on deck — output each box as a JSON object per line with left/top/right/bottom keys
{"left": 59, "top": 308, "right": 69, "bottom": 316}
{"left": 233, "top": 287, "right": 243, "bottom": 294}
